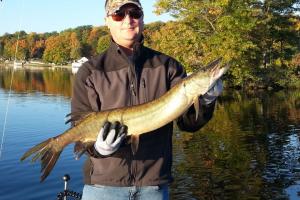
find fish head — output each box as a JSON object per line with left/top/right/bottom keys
{"left": 184, "top": 58, "right": 229, "bottom": 97}
{"left": 207, "top": 61, "right": 230, "bottom": 90}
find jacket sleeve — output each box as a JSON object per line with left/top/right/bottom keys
{"left": 71, "top": 63, "right": 101, "bottom": 158}
{"left": 168, "top": 59, "right": 216, "bottom": 132}
{"left": 176, "top": 101, "right": 216, "bottom": 132}
{"left": 71, "top": 62, "right": 100, "bottom": 123}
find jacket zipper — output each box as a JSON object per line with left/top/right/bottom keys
{"left": 118, "top": 46, "right": 138, "bottom": 185}
{"left": 118, "top": 45, "right": 137, "bottom": 106}
{"left": 130, "top": 63, "right": 137, "bottom": 186}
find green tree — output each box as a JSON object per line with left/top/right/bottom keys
{"left": 150, "top": 21, "right": 202, "bottom": 72}
{"left": 69, "top": 32, "right": 82, "bottom": 60}
{"left": 30, "top": 39, "right": 45, "bottom": 59}
{"left": 3, "top": 39, "right": 16, "bottom": 59}
{"left": 26, "top": 32, "right": 39, "bottom": 58}
{"left": 144, "top": 21, "right": 166, "bottom": 47}
{"left": 43, "top": 35, "right": 70, "bottom": 64}
{"left": 74, "top": 25, "right": 93, "bottom": 57}
{"left": 15, "top": 39, "right": 30, "bottom": 60}
{"left": 154, "top": 0, "right": 257, "bottom": 85}
{"left": 154, "top": 0, "right": 300, "bottom": 88}
{"left": 96, "top": 34, "right": 111, "bottom": 54}
{"left": 0, "top": 39, "right": 4, "bottom": 58}
{"left": 244, "top": 1, "right": 300, "bottom": 88}
{"left": 87, "top": 26, "right": 109, "bottom": 56}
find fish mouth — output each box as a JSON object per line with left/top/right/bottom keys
{"left": 209, "top": 62, "right": 230, "bottom": 88}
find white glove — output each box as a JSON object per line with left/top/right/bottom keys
{"left": 200, "top": 79, "right": 223, "bottom": 105}
{"left": 94, "top": 122, "right": 127, "bottom": 156}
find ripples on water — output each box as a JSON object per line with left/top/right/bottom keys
{"left": 263, "top": 126, "right": 300, "bottom": 199}
{"left": 0, "top": 89, "right": 85, "bottom": 200}
{"left": 0, "top": 68, "right": 299, "bottom": 200}
{"left": 170, "top": 91, "right": 300, "bottom": 200}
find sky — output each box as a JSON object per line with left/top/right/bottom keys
{"left": 0, "top": 0, "right": 172, "bottom": 36}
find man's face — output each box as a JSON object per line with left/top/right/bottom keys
{"left": 105, "top": 4, "right": 144, "bottom": 48}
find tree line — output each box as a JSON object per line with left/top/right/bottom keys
{"left": 0, "top": 0, "right": 299, "bottom": 89}
{"left": 0, "top": 25, "right": 110, "bottom": 64}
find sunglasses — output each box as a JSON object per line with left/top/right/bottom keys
{"left": 109, "top": 8, "right": 143, "bottom": 21}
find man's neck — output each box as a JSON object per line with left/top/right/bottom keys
{"left": 119, "top": 45, "right": 133, "bottom": 56}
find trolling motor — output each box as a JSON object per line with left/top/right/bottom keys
{"left": 56, "top": 174, "right": 82, "bottom": 200}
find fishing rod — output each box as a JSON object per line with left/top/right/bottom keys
{"left": 0, "top": 0, "right": 24, "bottom": 160}
{"left": 0, "top": 1, "right": 82, "bottom": 198}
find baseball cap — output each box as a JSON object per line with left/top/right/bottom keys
{"left": 105, "top": 0, "right": 143, "bottom": 15}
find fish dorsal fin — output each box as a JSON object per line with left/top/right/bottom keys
{"left": 65, "top": 111, "right": 95, "bottom": 126}
{"left": 193, "top": 97, "right": 200, "bottom": 121}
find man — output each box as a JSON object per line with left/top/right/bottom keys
{"left": 71, "top": 0, "right": 223, "bottom": 199}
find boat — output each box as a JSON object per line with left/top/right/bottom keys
{"left": 71, "top": 57, "right": 88, "bottom": 74}
{"left": 56, "top": 174, "right": 82, "bottom": 200}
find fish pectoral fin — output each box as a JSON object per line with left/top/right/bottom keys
{"left": 74, "top": 141, "right": 94, "bottom": 160}
{"left": 130, "top": 135, "right": 140, "bottom": 155}
{"left": 193, "top": 97, "right": 200, "bottom": 121}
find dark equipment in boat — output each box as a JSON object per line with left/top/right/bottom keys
{"left": 56, "top": 174, "right": 82, "bottom": 200}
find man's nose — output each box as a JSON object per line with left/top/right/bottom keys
{"left": 123, "top": 13, "right": 134, "bottom": 23}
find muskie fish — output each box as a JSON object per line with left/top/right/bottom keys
{"left": 20, "top": 58, "right": 229, "bottom": 182}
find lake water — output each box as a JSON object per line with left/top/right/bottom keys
{"left": 0, "top": 67, "right": 299, "bottom": 200}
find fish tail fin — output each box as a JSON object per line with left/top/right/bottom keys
{"left": 130, "top": 134, "right": 140, "bottom": 155}
{"left": 20, "top": 138, "right": 63, "bottom": 182}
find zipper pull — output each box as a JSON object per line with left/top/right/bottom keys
{"left": 142, "top": 79, "right": 146, "bottom": 88}
{"left": 130, "top": 83, "right": 136, "bottom": 96}
{"left": 142, "top": 79, "right": 147, "bottom": 102}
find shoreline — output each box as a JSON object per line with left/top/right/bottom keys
{"left": 0, "top": 61, "right": 72, "bottom": 70}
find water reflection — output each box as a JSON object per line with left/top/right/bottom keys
{"left": 0, "top": 67, "right": 74, "bottom": 97}
{"left": 0, "top": 67, "right": 299, "bottom": 199}
{"left": 171, "top": 90, "right": 300, "bottom": 199}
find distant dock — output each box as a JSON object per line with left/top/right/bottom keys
{"left": 0, "top": 60, "right": 72, "bottom": 70}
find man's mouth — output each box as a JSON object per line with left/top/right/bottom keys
{"left": 122, "top": 27, "right": 135, "bottom": 30}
